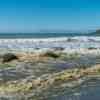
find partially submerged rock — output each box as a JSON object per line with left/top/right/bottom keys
{"left": 42, "top": 51, "right": 60, "bottom": 59}
{"left": 2, "top": 53, "right": 18, "bottom": 63}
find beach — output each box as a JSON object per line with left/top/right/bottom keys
{"left": 0, "top": 36, "right": 100, "bottom": 100}
{"left": 0, "top": 0, "right": 100, "bottom": 99}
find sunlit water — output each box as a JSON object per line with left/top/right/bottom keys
{"left": 45, "top": 78, "right": 100, "bottom": 100}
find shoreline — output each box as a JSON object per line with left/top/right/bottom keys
{"left": 0, "top": 48, "right": 99, "bottom": 99}
{"left": 0, "top": 37, "right": 99, "bottom": 99}
{"left": 0, "top": 48, "right": 100, "bottom": 56}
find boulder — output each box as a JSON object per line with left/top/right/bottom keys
{"left": 43, "top": 51, "right": 60, "bottom": 59}
{"left": 2, "top": 53, "right": 18, "bottom": 63}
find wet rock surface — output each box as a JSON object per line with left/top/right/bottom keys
{"left": 1, "top": 53, "right": 18, "bottom": 63}
{"left": 0, "top": 52, "right": 99, "bottom": 100}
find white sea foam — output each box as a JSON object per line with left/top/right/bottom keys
{"left": 0, "top": 36, "right": 100, "bottom": 51}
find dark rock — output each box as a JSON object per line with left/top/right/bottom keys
{"left": 53, "top": 47, "right": 64, "bottom": 51}
{"left": 43, "top": 51, "right": 60, "bottom": 58}
{"left": 88, "top": 47, "right": 97, "bottom": 50}
{"left": 67, "top": 38, "right": 78, "bottom": 42}
{"left": 2, "top": 53, "right": 18, "bottom": 63}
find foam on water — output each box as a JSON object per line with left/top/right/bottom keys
{"left": 0, "top": 36, "right": 100, "bottom": 51}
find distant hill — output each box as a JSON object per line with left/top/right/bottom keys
{"left": 90, "top": 29, "right": 100, "bottom": 36}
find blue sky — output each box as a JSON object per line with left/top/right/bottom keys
{"left": 0, "top": 0, "right": 100, "bottom": 32}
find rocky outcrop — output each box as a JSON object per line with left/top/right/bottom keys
{"left": 0, "top": 64, "right": 100, "bottom": 95}
{"left": 2, "top": 53, "right": 18, "bottom": 63}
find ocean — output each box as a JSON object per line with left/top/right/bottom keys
{"left": 0, "top": 33, "right": 92, "bottom": 38}
{"left": 0, "top": 33, "right": 99, "bottom": 51}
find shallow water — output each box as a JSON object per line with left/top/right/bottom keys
{"left": 0, "top": 54, "right": 100, "bottom": 100}
{"left": 47, "top": 79, "right": 100, "bottom": 100}
{"left": 19, "top": 77, "right": 100, "bottom": 100}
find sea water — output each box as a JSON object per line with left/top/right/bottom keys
{"left": 0, "top": 35, "right": 100, "bottom": 51}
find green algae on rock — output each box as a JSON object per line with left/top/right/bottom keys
{"left": 2, "top": 53, "right": 18, "bottom": 63}
{"left": 0, "top": 64, "right": 100, "bottom": 95}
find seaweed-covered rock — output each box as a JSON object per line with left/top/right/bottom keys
{"left": 43, "top": 51, "right": 60, "bottom": 59}
{"left": 2, "top": 53, "right": 18, "bottom": 63}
